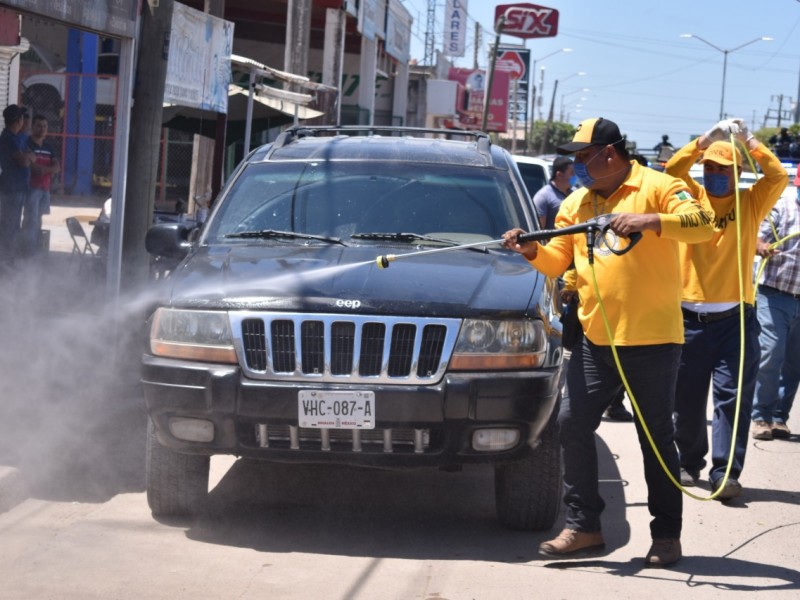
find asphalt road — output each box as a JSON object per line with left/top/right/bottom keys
{"left": 0, "top": 386, "right": 798, "bottom": 599}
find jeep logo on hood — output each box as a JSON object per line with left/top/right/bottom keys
{"left": 336, "top": 299, "right": 362, "bottom": 309}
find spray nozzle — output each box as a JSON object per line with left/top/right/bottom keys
{"left": 376, "top": 254, "right": 396, "bottom": 269}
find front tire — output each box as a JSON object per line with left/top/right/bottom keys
{"left": 145, "top": 419, "right": 209, "bottom": 517}
{"left": 495, "top": 416, "right": 562, "bottom": 531}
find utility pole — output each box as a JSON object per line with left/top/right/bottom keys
{"left": 472, "top": 22, "right": 481, "bottom": 70}
{"left": 122, "top": 0, "right": 174, "bottom": 291}
{"left": 539, "top": 78, "right": 558, "bottom": 155}
{"left": 424, "top": 0, "right": 435, "bottom": 66}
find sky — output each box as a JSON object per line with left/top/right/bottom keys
{"left": 398, "top": 0, "right": 800, "bottom": 152}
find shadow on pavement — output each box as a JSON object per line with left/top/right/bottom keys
{"left": 177, "top": 435, "right": 630, "bottom": 563}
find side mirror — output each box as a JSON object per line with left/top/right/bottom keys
{"left": 145, "top": 223, "right": 193, "bottom": 259}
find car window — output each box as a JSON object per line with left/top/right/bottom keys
{"left": 204, "top": 161, "right": 528, "bottom": 244}
{"left": 515, "top": 162, "right": 548, "bottom": 198}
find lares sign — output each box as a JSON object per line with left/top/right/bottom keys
{"left": 494, "top": 3, "right": 559, "bottom": 39}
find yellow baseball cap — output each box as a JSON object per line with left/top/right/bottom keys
{"left": 557, "top": 117, "right": 624, "bottom": 154}
{"left": 700, "top": 141, "right": 742, "bottom": 166}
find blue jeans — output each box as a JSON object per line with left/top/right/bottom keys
{"left": 0, "top": 189, "right": 26, "bottom": 260}
{"left": 21, "top": 188, "right": 48, "bottom": 256}
{"left": 563, "top": 338, "right": 682, "bottom": 539}
{"left": 753, "top": 287, "right": 800, "bottom": 425}
{"left": 674, "top": 307, "right": 760, "bottom": 485}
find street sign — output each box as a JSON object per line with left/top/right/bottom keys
{"left": 494, "top": 3, "right": 559, "bottom": 39}
{"left": 496, "top": 50, "right": 527, "bottom": 80}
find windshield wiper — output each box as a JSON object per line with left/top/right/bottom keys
{"left": 225, "top": 229, "right": 346, "bottom": 245}
{"left": 351, "top": 232, "right": 461, "bottom": 245}
{"left": 351, "top": 232, "right": 489, "bottom": 252}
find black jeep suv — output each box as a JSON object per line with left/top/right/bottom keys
{"left": 142, "top": 126, "right": 563, "bottom": 530}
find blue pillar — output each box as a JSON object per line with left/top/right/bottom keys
{"left": 63, "top": 29, "right": 98, "bottom": 195}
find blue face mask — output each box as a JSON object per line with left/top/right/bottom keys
{"left": 569, "top": 174, "right": 579, "bottom": 188}
{"left": 704, "top": 173, "right": 730, "bottom": 197}
{"left": 572, "top": 147, "right": 606, "bottom": 188}
{"left": 572, "top": 161, "right": 594, "bottom": 188}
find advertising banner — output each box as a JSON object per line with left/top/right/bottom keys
{"left": 448, "top": 67, "right": 509, "bottom": 132}
{"left": 164, "top": 2, "right": 234, "bottom": 113}
{"left": 443, "top": 0, "right": 467, "bottom": 57}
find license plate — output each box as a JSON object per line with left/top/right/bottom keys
{"left": 298, "top": 390, "right": 375, "bottom": 429}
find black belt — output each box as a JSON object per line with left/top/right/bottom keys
{"left": 762, "top": 285, "right": 800, "bottom": 300}
{"left": 681, "top": 305, "right": 749, "bottom": 323}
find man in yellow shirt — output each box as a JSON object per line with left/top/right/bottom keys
{"left": 504, "top": 117, "right": 714, "bottom": 568}
{"left": 665, "top": 119, "right": 786, "bottom": 500}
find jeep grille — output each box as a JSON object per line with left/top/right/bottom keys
{"left": 231, "top": 312, "right": 460, "bottom": 384}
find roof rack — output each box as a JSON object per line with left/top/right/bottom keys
{"left": 269, "top": 125, "right": 493, "bottom": 162}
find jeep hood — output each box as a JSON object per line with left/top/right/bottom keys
{"left": 162, "top": 244, "right": 543, "bottom": 318}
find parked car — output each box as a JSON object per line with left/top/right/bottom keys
{"left": 512, "top": 154, "right": 552, "bottom": 199}
{"left": 20, "top": 43, "right": 118, "bottom": 124}
{"left": 142, "top": 126, "right": 564, "bottom": 531}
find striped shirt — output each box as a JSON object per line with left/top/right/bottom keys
{"left": 759, "top": 190, "right": 800, "bottom": 295}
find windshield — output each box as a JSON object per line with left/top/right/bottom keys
{"left": 203, "top": 160, "right": 529, "bottom": 245}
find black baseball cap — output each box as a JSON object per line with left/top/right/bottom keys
{"left": 557, "top": 117, "right": 623, "bottom": 155}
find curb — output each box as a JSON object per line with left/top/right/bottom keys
{"left": 0, "top": 466, "right": 27, "bottom": 514}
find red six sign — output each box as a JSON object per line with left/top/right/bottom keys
{"left": 494, "top": 3, "right": 559, "bottom": 39}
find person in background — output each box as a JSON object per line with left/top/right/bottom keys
{"left": 533, "top": 156, "right": 574, "bottom": 230}
{"left": 769, "top": 127, "right": 792, "bottom": 159}
{"left": 504, "top": 117, "right": 714, "bottom": 568}
{"left": 22, "top": 114, "right": 60, "bottom": 257}
{"left": 665, "top": 119, "right": 786, "bottom": 500}
{"left": 653, "top": 134, "right": 675, "bottom": 162}
{"left": 751, "top": 179, "right": 800, "bottom": 440}
{"left": 0, "top": 105, "right": 35, "bottom": 267}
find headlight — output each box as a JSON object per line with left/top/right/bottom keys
{"left": 450, "top": 319, "right": 546, "bottom": 370}
{"left": 150, "top": 308, "right": 237, "bottom": 363}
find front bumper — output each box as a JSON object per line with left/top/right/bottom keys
{"left": 141, "top": 354, "right": 560, "bottom": 468}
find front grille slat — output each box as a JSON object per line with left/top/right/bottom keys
{"left": 250, "top": 422, "right": 433, "bottom": 454}
{"left": 388, "top": 324, "right": 416, "bottom": 376}
{"left": 234, "top": 313, "right": 460, "bottom": 385}
{"left": 271, "top": 320, "right": 296, "bottom": 373}
{"left": 301, "top": 321, "right": 325, "bottom": 375}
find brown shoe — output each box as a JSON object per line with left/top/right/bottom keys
{"left": 751, "top": 420, "right": 773, "bottom": 440}
{"left": 538, "top": 528, "right": 605, "bottom": 558}
{"left": 772, "top": 422, "right": 791, "bottom": 439}
{"left": 645, "top": 538, "right": 682, "bottom": 568}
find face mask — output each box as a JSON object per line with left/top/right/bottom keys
{"left": 572, "top": 148, "right": 606, "bottom": 188}
{"left": 573, "top": 162, "right": 595, "bottom": 188}
{"left": 569, "top": 175, "right": 579, "bottom": 188}
{"left": 704, "top": 173, "right": 730, "bottom": 197}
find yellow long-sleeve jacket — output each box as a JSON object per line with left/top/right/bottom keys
{"left": 665, "top": 138, "right": 786, "bottom": 305}
{"left": 529, "top": 161, "right": 714, "bottom": 346}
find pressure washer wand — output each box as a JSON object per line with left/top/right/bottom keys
{"left": 374, "top": 214, "right": 641, "bottom": 268}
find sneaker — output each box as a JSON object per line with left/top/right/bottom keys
{"left": 680, "top": 467, "right": 699, "bottom": 487}
{"left": 711, "top": 478, "right": 742, "bottom": 501}
{"left": 644, "top": 538, "right": 682, "bottom": 568}
{"left": 604, "top": 404, "right": 634, "bottom": 422}
{"left": 538, "top": 528, "right": 606, "bottom": 558}
{"left": 751, "top": 420, "right": 773, "bottom": 440}
{"left": 772, "top": 422, "right": 791, "bottom": 439}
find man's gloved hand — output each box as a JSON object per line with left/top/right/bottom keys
{"left": 731, "top": 118, "right": 755, "bottom": 142}
{"left": 704, "top": 118, "right": 741, "bottom": 143}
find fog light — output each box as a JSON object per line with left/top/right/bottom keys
{"left": 472, "top": 428, "right": 520, "bottom": 451}
{"left": 168, "top": 417, "right": 215, "bottom": 442}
